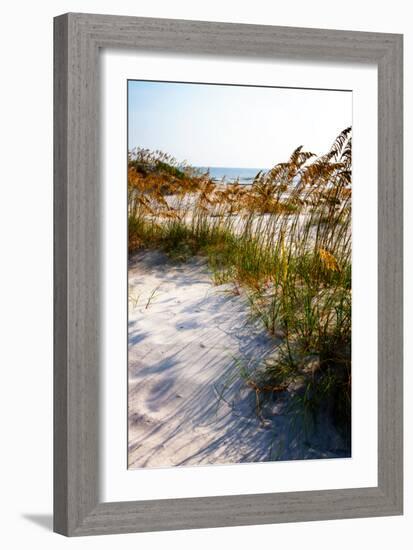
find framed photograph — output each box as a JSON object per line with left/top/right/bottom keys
{"left": 54, "top": 13, "right": 403, "bottom": 536}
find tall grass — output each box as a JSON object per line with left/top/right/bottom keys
{"left": 128, "top": 128, "right": 352, "bottom": 442}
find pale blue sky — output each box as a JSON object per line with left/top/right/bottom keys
{"left": 128, "top": 80, "right": 352, "bottom": 168}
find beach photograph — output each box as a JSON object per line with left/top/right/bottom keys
{"left": 127, "top": 80, "right": 352, "bottom": 468}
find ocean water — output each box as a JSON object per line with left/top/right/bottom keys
{"left": 195, "top": 166, "right": 267, "bottom": 184}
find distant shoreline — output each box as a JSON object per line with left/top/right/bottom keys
{"left": 195, "top": 166, "right": 268, "bottom": 184}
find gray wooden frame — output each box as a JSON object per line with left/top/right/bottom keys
{"left": 54, "top": 12, "right": 403, "bottom": 536}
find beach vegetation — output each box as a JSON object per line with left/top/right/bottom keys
{"left": 128, "top": 128, "right": 352, "bottom": 444}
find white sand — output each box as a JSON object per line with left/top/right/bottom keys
{"left": 128, "top": 250, "right": 346, "bottom": 468}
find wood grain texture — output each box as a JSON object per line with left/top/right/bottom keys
{"left": 53, "top": 14, "right": 69, "bottom": 536}
{"left": 53, "top": 13, "right": 403, "bottom": 536}
{"left": 377, "top": 33, "right": 403, "bottom": 508}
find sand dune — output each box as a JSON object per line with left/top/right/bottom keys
{"left": 128, "top": 250, "right": 346, "bottom": 469}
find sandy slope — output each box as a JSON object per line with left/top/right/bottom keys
{"left": 128, "top": 250, "right": 345, "bottom": 469}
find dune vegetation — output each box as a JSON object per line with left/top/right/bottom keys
{"left": 128, "top": 127, "right": 352, "bottom": 447}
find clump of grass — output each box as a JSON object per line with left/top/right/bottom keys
{"left": 128, "top": 128, "right": 352, "bottom": 442}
